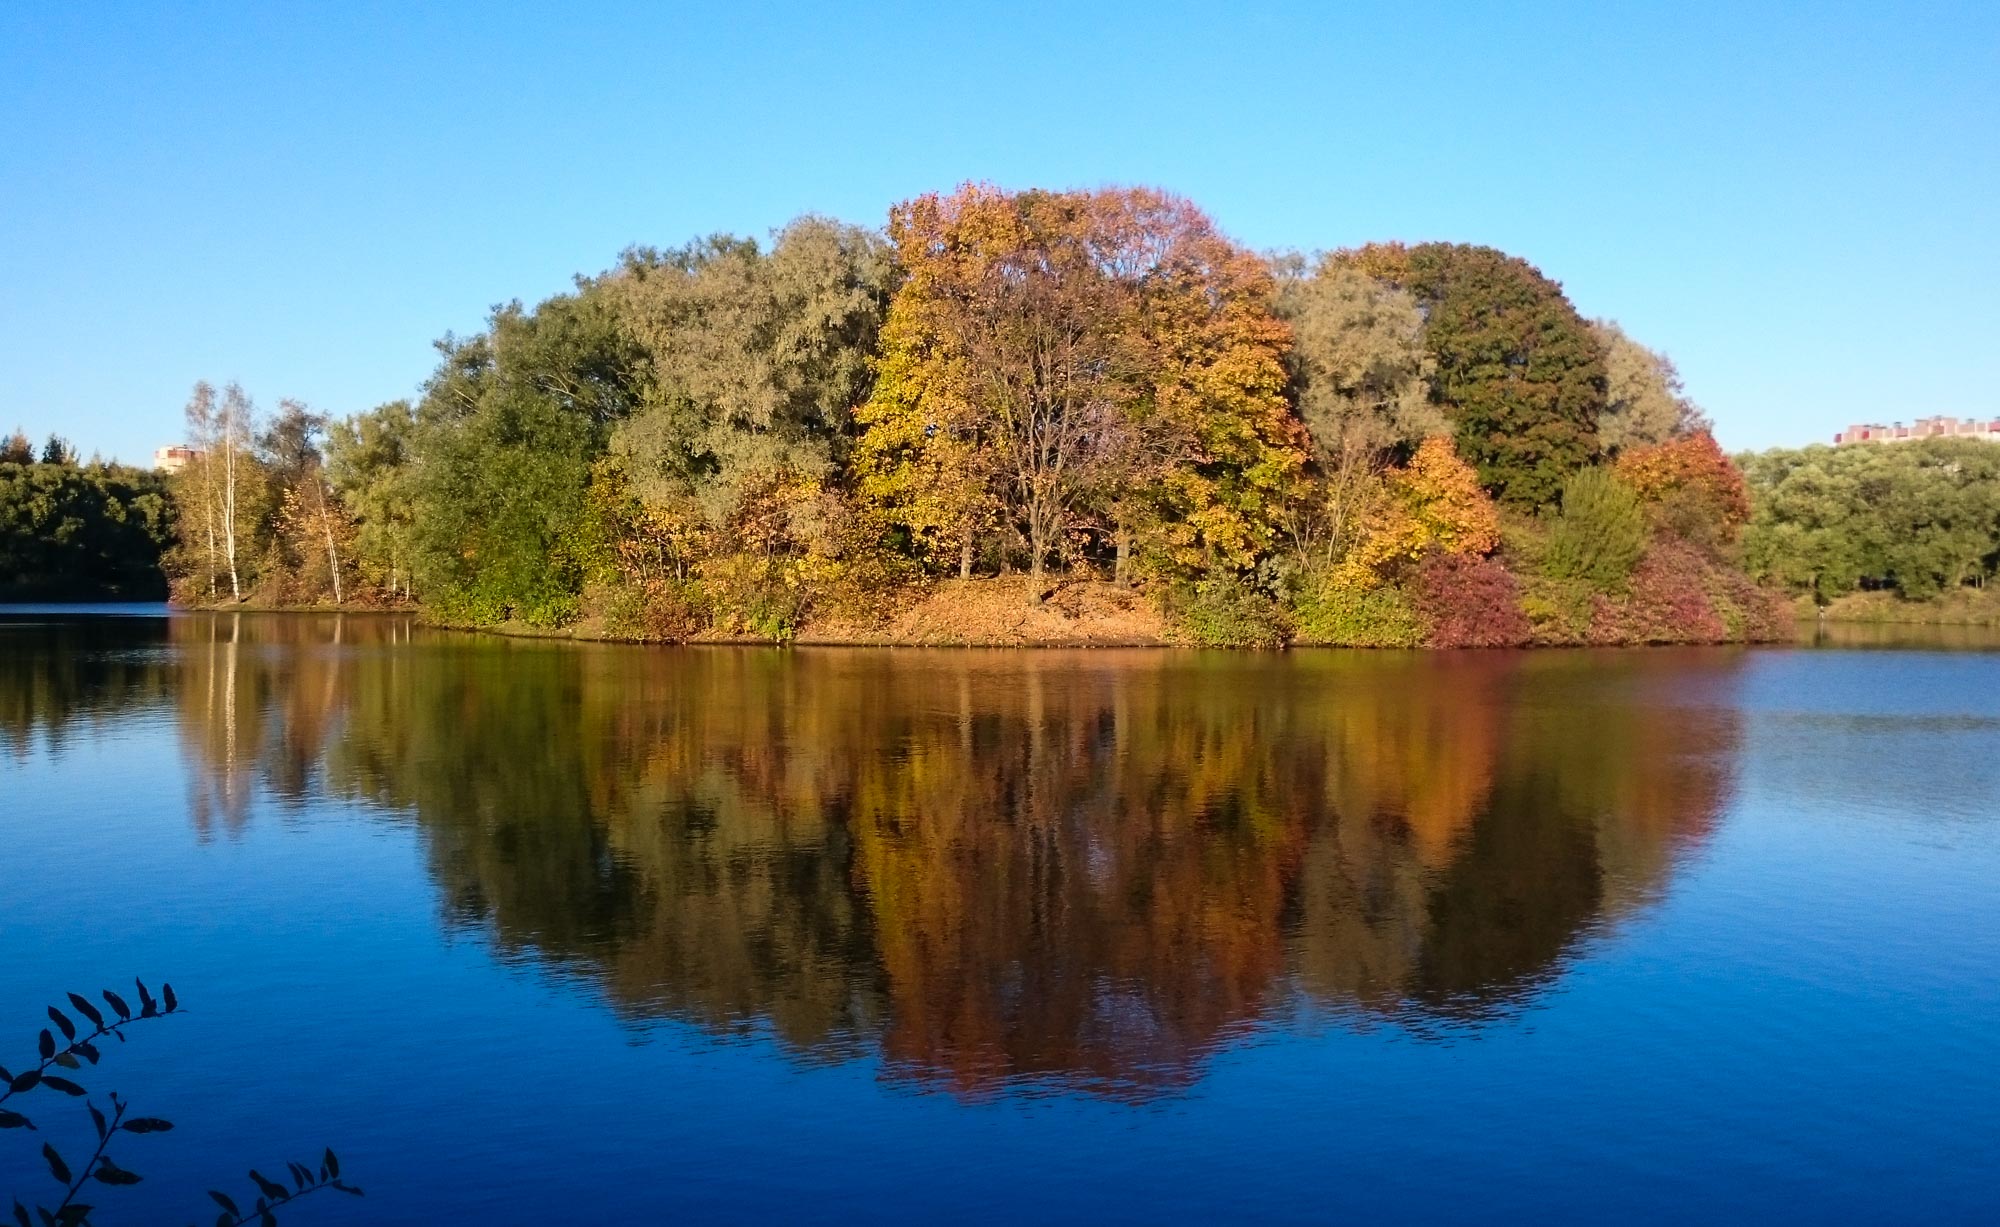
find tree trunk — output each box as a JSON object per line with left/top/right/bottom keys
{"left": 221, "top": 419, "right": 240, "bottom": 602}
{"left": 314, "top": 478, "right": 344, "bottom": 604}
{"left": 1114, "top": 524, "right": 1130, "bottom": 587}
{"left": 959, "top": 529, "right": 974, "bottom": 582}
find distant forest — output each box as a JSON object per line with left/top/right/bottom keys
{"left": 0, "top": 431, "right": 172, "bottom": 600}
{"left": 8, "top": 185, "right": 1997, "bottom": 637}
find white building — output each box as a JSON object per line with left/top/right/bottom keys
{"left": 154, "top": 444, "right": 200, "bottom": 473}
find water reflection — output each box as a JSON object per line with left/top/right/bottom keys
{"left": 0, "top": 614, "right": 1746, "bottom": 1097}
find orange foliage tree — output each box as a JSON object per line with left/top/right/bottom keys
{"left": 855, "top": 184, "right": 1307, "bottom": 598}
{"left": 1614, "top": 429, "right": 1751, "bottom": 547}
{"left": 1349, "top": 435, "right": 1501, "bottom": 578}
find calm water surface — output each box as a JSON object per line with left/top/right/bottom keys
{"left": 2, "top": 611, "right": 1995, "bottom": 1222}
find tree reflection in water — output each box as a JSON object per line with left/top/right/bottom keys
{"left": 1, "top": 614, "right": 1743, "bottom": 1099}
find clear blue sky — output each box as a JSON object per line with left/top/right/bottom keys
{"left": 2, "top": 1, "right": 1994, "bottom": 462}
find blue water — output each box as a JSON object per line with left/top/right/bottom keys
{"left": 1, "top": 611, "right": 1995, "bottom": 1223}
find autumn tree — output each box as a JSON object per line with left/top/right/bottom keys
{"left": 1112, "top": 192, "right": 1308, "bottom": 581}
{"left": 1348, "top": 436, "right": 1501, "bottom": 578}
{"left": 857, "top": 184, "right": 1304, "bottom": 600}
{"left": 1341, "top": 242, "right": 1606, "bottom": 507}
{"left": 170, "top": 381, "right": 263, "bottom": 602}
{"left": 1272, "top": 254, "right": 1442, "bottom": 567}
{"left": 1615, "top": 430, "right": 1750, "bottom": 552}
{"left": 1594, "top": 319, "right": 1707, "bottom": 453}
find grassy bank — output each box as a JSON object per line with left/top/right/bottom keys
{"left": 183, "top": 571, "right": 1790, "bottom": 650}
{"left": 1805, "top": 589, "right": 2000, "bottom": 626}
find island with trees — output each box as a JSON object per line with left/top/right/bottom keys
{"left": 11, "top": 185, "right": 1995, "bottom": 641}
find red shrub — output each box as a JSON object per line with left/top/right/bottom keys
{"left": 1707, "top": 566, "right": 1794, "bottom": 641}
{"left": 1590, "top": 541, "right": 1727, "bottom": 643}
{"left": 1410, "top": 551, "right": 1532, "bottom": 648}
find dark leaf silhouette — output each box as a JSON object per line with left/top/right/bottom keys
{"left": 88, "top": 1104, "right": 106, "bottom": 1141}
{"left": 322, "top": 1149, "right": 339, "bottom": 1179}
{"left": 49, "top": 1055, "right": 77, "bottom": 1071}
{"left": 161, "top": 984, "right": 178, "bottom": 1013}
{"left": 72, "top": 1043, "right": 98, "bottom": 1066}
{"left": 7, "top": 1201, "right": 24, "bottom": 1227}
{"left": 53, "top": 1207, "right": 90, "bottom": 1227}
{"left": 37, "top": 1077, "right": 84, "bottom": 1098}
{"left": 44, "top": 1011, "right": 73, "bottom": 1044}
{"left": 92, "top": 1157, "right": 141, "bottom": 1186}
{"left": 249, "top": 1170, "right": 289, "bottom": 1202}
{"left": 64, "top": 996, "right": 102, "bottom": 1030}
{"left": 8, "top": 1071, "right": 41, "bottom": 1093}
{"left": 34, "top": 1032, "right": 52, "bottom": 1062}
{"left": 42, "top": 1142, "right": 69, "bottom": 1184}
{"left": 0, "top": 1109, "right": 32, "bottom": 1130}
{"left": 208, "top": 1190, "right": 240, "bottom": 1215}
{"left": 135, "top": 980, "right": 157, "bottom": 1019}
{"left": 121, "top": 1117, "right": 173, "bottom": 1134}
{"left": 100, "top": 991, "right": 130, "bottom": 1022}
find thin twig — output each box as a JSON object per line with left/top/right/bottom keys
{"left": 52, "top": 1097, "right": 125, "bottom": 1217}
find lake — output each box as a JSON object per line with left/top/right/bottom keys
{"left": 2, "top": 610, "right": 1996, "bottom": 1222}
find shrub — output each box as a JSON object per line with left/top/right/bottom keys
{"left": 1290, "top": 575, "right": 1429, "bottom": 647}
{"left": 1589, "top": 540, "right": 1726, "bottom": 643}
{"left": 1542, "top": 467, "right": 1647, "bottom": 590}
{"left": 1409, "top": 552, "right": 1531, "bottom": 647}
{"left": 592, "top": 577, "right": 707, "bottom": 641}
{"left": 1705, "top": 565, "right": 1794, "bottom": 641}
{"left": 1166, "top": 575, "right": 1293, "bottom": 648}
{"left": 1516, "top": 575, "right": 1597, "bottom": 645}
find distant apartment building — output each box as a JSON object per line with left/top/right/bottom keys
{"left": 1834, "top": 415, "right": 2000, "bottom": 446}
{"left": 153, "top": 444, "right": 200, "bottom": 473}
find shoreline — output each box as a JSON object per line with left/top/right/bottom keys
{"left": 167, "top": 595, "right": 1801, "bottom": 650}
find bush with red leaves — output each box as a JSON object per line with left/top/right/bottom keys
{"left": 1590, "top": 540, "right": 1727, "bottom": 643}
{"left": 1410, "top": 551, "right": 1532, "bottom": 648}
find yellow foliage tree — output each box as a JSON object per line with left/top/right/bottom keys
{"left": 1348, "top": 436, "right": 1500, "bottom": 580}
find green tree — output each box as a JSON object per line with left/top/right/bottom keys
{"left": 1344, "top": 243, "right": 1607, "bottom": 507}
{"left": 1593, "top": 319, "right": 1706, "bottom": 453}
{"left": 406, "top": 279, "right": 643, "bottom": 625}
{"left": 326, "top": 401, "right": 419, "bottom": 600}
{"left": 0, "top": 455, "right": 174, "bottom": 598}
{"left": 607, "top": 217, "right": 891, "bottom": 525}
{"left": 1741, "top": 439, "right": 2000, "bottom": 603}
{"left": 1543, "top": 467, "right": 1647, "bottom": 591}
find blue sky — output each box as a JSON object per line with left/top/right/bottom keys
{"left": 2, "top": 1, "right": 1994, "bottom": 462}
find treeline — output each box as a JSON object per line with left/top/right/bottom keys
{"left": 1741, "top": 439, "right": 2000, "bottom": 603}
{"left": 0, "top": 429, "right": 174, "bottom": 600}
{"left": 162, "top": 185, "right": 1784, "bottom": 645}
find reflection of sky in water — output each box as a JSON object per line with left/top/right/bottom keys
{"left": 1, "top": 615, "right": 1996, "bottom": 1222}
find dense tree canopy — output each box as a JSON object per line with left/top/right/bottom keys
{"left": 0, "top": 452, "right": 173, "bottom": 599}
{"left": 1742, "top": 440, "right": 2000, "bottom": 602}
{"left": 1337, "top": 243, "right": 1607, "bottom": 507}
{"left": 119, "top": 183, "right": 1807, "bottom": 647}
{"left": 856, "top": 185, "right": 1304, "bottom": 597}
